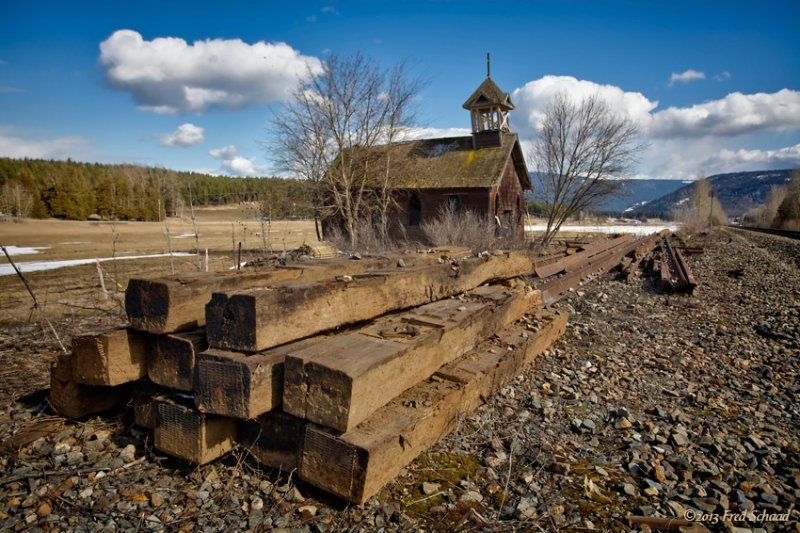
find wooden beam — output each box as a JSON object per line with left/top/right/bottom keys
{"left": 132, "top": 381, "right": 171, "bottom": 430}
{"left": 284, "top": 285, "right": 540, "bottom": 433}
{"left": 207, "top": 252, "right": 533, "bottom": 352}
{"left": 299, "top": 309, "right": 568, "bottom": 503}
{"left": 154, "top": 397, "right": 239, "bottom": 465}
{"left": 193, "top": 337, "right": 323, "bottom": 419}
{"left": 126, "top": 250, "right": 472, "bottom": 335}
{"left": 148, "top": 330, "right": 207, "bottom": 391}
{"left": 70, "top": 327, "right": 149, "bottom": 386}
{"left": 49, "top": 354, "right": 125, "bottom": 419}
{"left": 241, "top": 410, "right": 309, "bottom": 472}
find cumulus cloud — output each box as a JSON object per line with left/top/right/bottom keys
{"left": 649, "top": 89, "right": 800, "bottom": 138}
{"left": 209, "top": 145, "right": 269, "bottom": 177}
{"left": 158, "top": 123, "right": 205, "bottom": 147}
{"left": 669, "top": 69, "right": 706, "bottom": 86}
{"left": 0, "top": 127, "right": 97, "bottom": 160}
{"left": 510, "top": 75, "right": 800, "bottom": 179}
{"left": 511, "top": 75, "right": 658, "bottom": 138}
{"left": 99, "top": 30, "right": 323, "bottom": 115}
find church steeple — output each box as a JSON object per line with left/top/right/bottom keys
{"left": 462, "top": 54, "right": 514, "bottom": 149}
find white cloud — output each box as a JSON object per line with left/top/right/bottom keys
{"left": 510, "top": 76, "right": 800, "bottom": 180}
{"left": 511, "top": 75, "right": 658, "bottom": 139}
{"left": 714, "top": 71, "right": 731, "bottom": 82}
{"left": 648, "top": 89, "right": 800, "bottom": 138}
{"left": 208, "top": 144, "right": 238, "bottom": 159}
{"left": 397, "top": 126, "right": 471, "bottom": 140}
{"left": 99, "top": 30, "right": 323, "bottom": 115}
{"left": 700, "top": 143, "right": 800, "bottom": 170}
{"left": 158, "top": 123, "right": 205, "bottom": 147}
{"left": 0, "top": 127, "right": 97, "bottom": 160}
{"left": 209, "top": 145, "right": 269, "bottom": 177}
{"left": 669, "top": 69, "right": 706, "bottom": 86}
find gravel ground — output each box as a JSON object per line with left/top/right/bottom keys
{"left": 0, "top": 227, "right": 797, "bottom": 532}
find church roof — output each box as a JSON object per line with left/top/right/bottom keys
{"left": 384, "top": 132, "right": 530, "bottom": 190}
{"left": 462, "top": 77, "right": 514, "bottom": 110}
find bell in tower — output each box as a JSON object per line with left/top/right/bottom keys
{"left": 462, "top": 54, "right": 514, "bottom": 149}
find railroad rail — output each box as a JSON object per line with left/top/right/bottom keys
{"left": 534, "top": 230, "right": 682, "bottom": 305}
{"left": 728, "top": 225, "right": 800, "bottom": 240}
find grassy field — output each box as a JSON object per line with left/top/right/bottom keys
{"left": 0, "top": 206, "right": 317, "bottom": 326}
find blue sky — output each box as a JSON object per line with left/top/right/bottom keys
{"left": 1, "top": 0, "right": 798, "bottom": 179}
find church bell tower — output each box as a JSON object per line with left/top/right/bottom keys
{"left": 462, "top": 54, "right": 514, "bottom": 149}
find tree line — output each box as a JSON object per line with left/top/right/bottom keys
{"left": 743, "top": 170, "right": 800, "bottom": 230}
{"left": 0, "top": 158, "right": 313, "bottom": 221}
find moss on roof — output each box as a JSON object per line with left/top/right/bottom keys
{"left": 391, "top": 133, "right": 530, "bottom": 190}
{"left": 329, "top": 133, "right": 530, "bottom": 191}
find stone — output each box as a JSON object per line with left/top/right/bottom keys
{"left": 459, "top": 491, "right": 483, "bottom": 503}
{"left": 422, "top": 482, "right": 440, "bottom": 496}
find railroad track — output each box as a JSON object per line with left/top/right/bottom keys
{"left": 728, "top": 225, "right": 800, "bottom": 240}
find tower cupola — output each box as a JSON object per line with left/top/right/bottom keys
{"left": 462, "top": 54, "right": 514, "bottom": 149}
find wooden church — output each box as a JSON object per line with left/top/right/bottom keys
{"left": 390, "top": 72, "right": 531, "bottom": 238}
{"left": 325, "top": 65, "right": 531, "bottom": 242}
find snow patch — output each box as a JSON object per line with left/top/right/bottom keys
{"left": 1, "top": 245, "right": 50, "bottom": 256}
{"left": 0, "top": 253, "right": 193, "bottom": 277}
{"left": 525, "top": 224, "right": 678, "bottom": 235}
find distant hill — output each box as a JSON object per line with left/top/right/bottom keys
{"left": 526, "top": 177, "right": 689, "bottom": 214}
{"left": 630, "top": 169, "right": 795, "bottom": 219}
{"left": 603, "top": 179, "right": 689, "bottom": 212}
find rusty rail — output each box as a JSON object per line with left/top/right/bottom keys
{"left": 535, "top": 235, "right": 635, "bottom": 278}
{"left": 537, "top": 233, "right": 659, "bottom": 306}
{"left": 659, "top": 237, "right": 697, "bottom": 294}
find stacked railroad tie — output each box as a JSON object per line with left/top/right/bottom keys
{"left": 48, "top": 233, "right": 684, "bottom": 502}
{"left": 47, "top": 247, "right": 577, "bottom": 503}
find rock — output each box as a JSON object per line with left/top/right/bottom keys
{"left": 298, "top": 505, "right": 317, "bottom": 518}
{"left": 459, "top": 491, "right": 483, "bottom": 503}
{"left": 422, "top": 482, "right": 440, "bottom": 496}
{"left": 149, "top": 492, "right": 164, "bottom": 508}
{"left": 285, "top": 487, "right": 304, "bottom": 503}
{"left": 672, "top": 432, "right": 689, "bottom": 447}
{"left": 515, "top": 497, "right": 537, "bottom": 520}
{"left": 615, "top": 417, "right": 633, "bottom": 429}
{"left": 760, "top": 491, "right": 778, "bottom": 505}
{"left": 36, "top": 502, "right": 51, "bottom": 516}
{"left": 119, "top": 444, "right": 136, "bottom": 463}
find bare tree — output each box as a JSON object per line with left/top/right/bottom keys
{"left": 1, "top": 181, "right": 34, "bottom": 218}
{"left": 531, "top": 92, "right": 643, "bottom": 245}
{"left": 671, "top": 176, "right": 728, "bottom": 234}
{"left": 374, "top": 61, "right": 426, "bottom": 246}
{"left": 269, "top": 53, "right": 424, "bottom": 248}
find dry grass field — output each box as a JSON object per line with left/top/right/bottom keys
{"left": 0, "top": 206, "right": 317, "bottom": 325}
